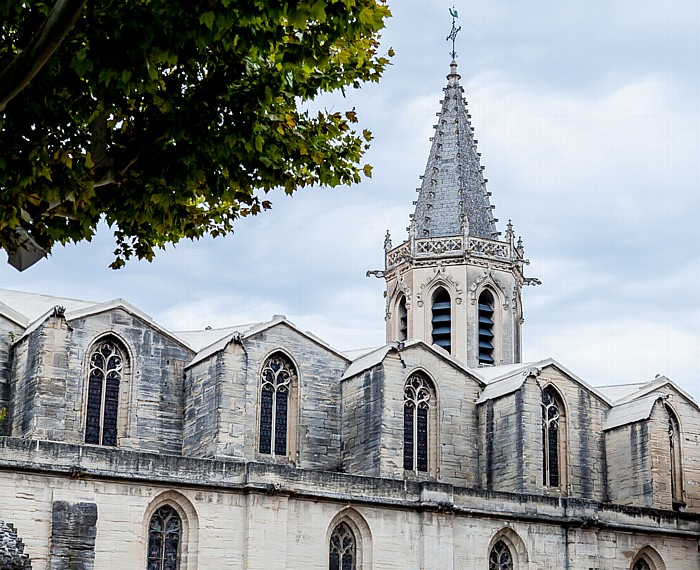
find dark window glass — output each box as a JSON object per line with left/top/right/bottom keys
{"left": 85, "top": 340, "right": 123, "bottom": 446}
{"left": 542, "top": 388, "right": 562, "bottom": 487}
{"left": 489, "top": 539, "right": 513, "bottom": 570}
{"left": 404, "top": 373, "right": 432, "bottom": 473}
{"left": 259, "top": 354, "right": 296, "bottom": 457}
{"left": 633, "top": 559, "right": 652, "bottom": 570}
{"left": 147, "top": 505, "right": 181, "bottom": 570}
{"left": 329, "top": 523, "right": 356, "bottom": 570}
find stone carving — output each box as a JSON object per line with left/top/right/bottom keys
{"left": 415, "top": 236, "right": 463, "bottom": 256}
{"left": 416, "top": 263, "right": 463, "bottom": 307}
{"left": 386, "top": 242, "right": 411, "bottom": 268}
{"left": 469, "top": 270, "right": 509, "bottom": 310}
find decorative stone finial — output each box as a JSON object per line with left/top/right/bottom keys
{"left": 384, "top": 230, "right": 392, "bottom": 251}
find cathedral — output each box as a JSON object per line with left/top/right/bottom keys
{"left": 1, "top": 58, "right": 699, "bottom": 570}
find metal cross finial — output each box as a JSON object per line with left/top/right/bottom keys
{"left": 447, "top": 7, "right": 461, "bottom": 60}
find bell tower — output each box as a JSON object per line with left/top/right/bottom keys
{"left": 377, "top": 57, "right": 538, "bottom": 368}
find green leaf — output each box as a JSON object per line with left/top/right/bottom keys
{"left": 199, "top": 11, "right": 215, "bottom": 30}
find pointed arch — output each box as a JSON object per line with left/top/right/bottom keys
{"left": 631, "top": 545, "right": 666, "bottom": 570}
{"left": 403, "top": 370, "right": 438, "bottom": 475}
{"left": 396, "top": 294, "right": 408, "bottom": 341}
{"left": 664, "top": 404, "right": 684, "bottom": 506}
{"left": 477, "top": 288, "right": 496, "bottom": 365}
{"left": 258, "top": 350, "right": 299, "bottom": 460}
{"left": 541, "top": 384, "right": 568, "bottom": 490}
{"left": 142, "top": 491, "right": 199, "bottom": 570}
{"left": 487, "top": 527, "right": 528, "bottom": 569}
{"left": 431, "top": 287, "right": 452, "bottom": 353}
{"left": 83, "top": 334, "right": 131, "bottom": 446}
{"left": 326, "top": 508, "right": 372, "bottom": 570}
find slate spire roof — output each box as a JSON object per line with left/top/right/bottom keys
{"left": 412, "top": 61, "right": 498, "bottom": 239}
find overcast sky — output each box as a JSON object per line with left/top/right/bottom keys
{"left": 3, "top": 0, "right": 700, "bottom": 402}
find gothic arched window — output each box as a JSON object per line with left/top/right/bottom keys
{"left": 403, "top": 373, "right": 434, "bottom": 473}
{"left": 85, "top": 339, "right": 125, "bottom": 446}
{"left": 477, "top": 290, "right": 495, "bottom": 365}
{"left": 329, "top": 522, "right": 356, "bottom": 570}
{"left": 542, "top": 386, "right": 565, "bottom": 488}
{"left": 431, "top": 288, "right": 451, "bottom": 353}
{"left": 666, "top": 405, "right": 684, "bottom": 505}
{"left": 633, "top": 558, "right": 652, "bottom": 570}
{"left": 489, "top": 539, "right": 513, "bottom": 570}
{"left": 147, "top": 505, "right": 182, "bottom": 570}
{"left": 259, "top": 353, "right": 297, "bottom": 456}
{"left": 397, "top": 295, "right": 408, "bottom": 341}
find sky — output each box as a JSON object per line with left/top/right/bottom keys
{"left": 3, "top": 0, "right": 700, "bottom": 402}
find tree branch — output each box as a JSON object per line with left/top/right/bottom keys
{"left": 0, "top": 0, "right": 87, "bottom": 112}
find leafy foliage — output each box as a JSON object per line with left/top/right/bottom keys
{"left": 0, "top": 0, "right": 391, "bottom": 267}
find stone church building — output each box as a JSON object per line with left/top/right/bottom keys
{"left": 1, "top": 61, "right": 699, "bottom": 569}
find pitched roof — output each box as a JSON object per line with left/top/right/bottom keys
{"left": 186, "top": 316, "right": 350, "bottom": 368}
{"left": 475, "top": 358, "right": 612, "bottom": 405}
{"left": 412, "top": 62, "right": 497, "bottom": 239}
{"left": 603, "top": 392, "right": 669, "bottom": 431}
{"left": 0, "top": 288, "right": 94, "bottom": 324}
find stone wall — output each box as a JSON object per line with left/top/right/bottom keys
{"left": 0, "top": 437, "right": 697, "bottom": 570}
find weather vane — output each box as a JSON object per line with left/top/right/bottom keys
{"left": 446, "top": 6, "right": 461, "bottom": 60}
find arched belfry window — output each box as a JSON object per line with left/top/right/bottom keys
{"left": 403, "top": 373, "right": 434, "bottom": 473}
{"left": 397, "top": 295, "right": 408, "bottom": 341}
{"left": 666, "top": 405, "right": 684, "bottom": 506}
{"left": 633, "top": 559, "right": 652, "bottom": 570}
{"left": 431, "top": 288, "right": 451, "bottom": 353}
{"left": 542, "top": 386, "right": 566, "bottom": 488}
{"left": 489, "top": 540, "right": 513, "bottom": 570}
{"left": 259, "top": 353, "right": 297, "bottom": 456}
{"left": 147, "top": 505, "right": 182, "bottom": 570}
{"left": 85, "top": 338, "right": 125, "bottom": 446}
{"left": 329, "top": 522, "right": 356, "bottom": 570}
{"left": 478, "top": 290, "right": 496, "bottom": 365}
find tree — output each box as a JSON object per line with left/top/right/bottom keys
{"left": 0, "top": 0, "right": 392, "bottom": 268}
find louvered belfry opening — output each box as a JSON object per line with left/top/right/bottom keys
{"left": 477, "top": 290, "right": 495, "bottom": 365}
{"left": 398, "top": 295, "right": 408, "bottom": 341}
{"left": 431, "top": 288, "right": 451, "bottom": 353}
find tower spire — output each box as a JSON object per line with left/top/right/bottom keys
{"left": 411, "top": 60, "right": 498, "bottom": 240}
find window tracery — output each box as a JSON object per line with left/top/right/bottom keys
{"left": 147, "top": 505, "right": 182, "bottom": 570}
{"left": 633, "top": 558, "right": 652, "bottom": 570}
{"left": 489, "top": 539, "right": 513, "bottom": 570}
{"left": 542, "top": 387, "right": 563, "bottom": 488}
{"left": 329, "top": 522, "right": 356, "bottom": 570}
{"left": 259, "top": 353, "right": 296, "bottom": 456}
{"left": 85, "top": 339, "right": 124, "bottom": 446}
{"left": 403, "top": 373, "right": 432, "bottom": 472}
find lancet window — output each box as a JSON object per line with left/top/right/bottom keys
{"left": 633, "top": 559, "right": 652, "bottom": 570}
{"left": 477, "top": 290, "right": 495, "bottom": 365}
{"left": 542, "top": 386, "right": 564, "bottom": 488}
{"left": 147, "top": 505, "right": 182, "bottom": 570}
{"left": 259, "top": 353, "right": 297, "bottom": 456}
{"left": 329, "top": 522, "right": 356, "bottom": 570}
{"left": 666, "top": 405, "right": 683, "bottom": 505}
{"left": 489, "top": 540, "right": 513, "bottom": 570}
{"left": 431, "top": 288, "right": 451, "bottom": 353}
{"left": 85, "top": 339, "right": 124, "bottom": 446}
{"left": 403, "top": 372, "right": 433, "bottom": 472}
{"left": 398, "top": 295, "right": 408, "bottom": 341}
